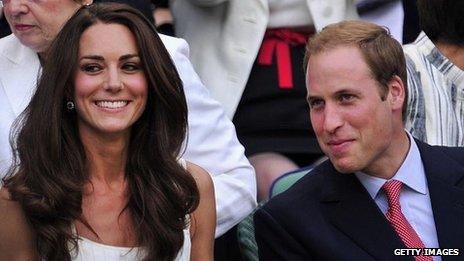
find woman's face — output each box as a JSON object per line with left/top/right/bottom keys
{"left": 74, "top": 22, "right": 148, "bottom": 140}
{"left": 3, "top": 0, "right": 89, "bottom": 53}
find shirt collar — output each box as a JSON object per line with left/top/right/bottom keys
{"left": 355, "top": 131, "right": 427, "bottom": 199}
{"left": 414, "top": 31, "right": 464, "bottom": 87}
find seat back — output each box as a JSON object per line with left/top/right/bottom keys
{"left": 236, "top": 201, "right": 267, "bottom": 261}
{"left": 269, "top": 156, "right": 327, "bottom": 198}
{"left": 236, "top": 156, "right": 327, "bottom": 260}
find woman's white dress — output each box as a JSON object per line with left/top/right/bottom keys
{"left": 70, "top": 226, "right": 191, "bottom": 261}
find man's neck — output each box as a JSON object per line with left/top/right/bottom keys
{"left": 435, "top": 41, "right": 464, "bottom": 70}
{"left": 362, "top": 130, "right": 411, "bottom": 180}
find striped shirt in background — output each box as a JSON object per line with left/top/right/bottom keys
{"left": 404, "top": 32, "right": 464, "bottom": 147}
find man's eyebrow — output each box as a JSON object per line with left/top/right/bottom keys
{"left": 306, "top": 88, "right": 362, "bottom": 100}
{"left": 334, "top": 88, "right": 361, "bottom": 94}
{"left": 306, "top": 94, "right": 321, "bottom": 102}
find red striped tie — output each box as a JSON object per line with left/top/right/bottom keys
{"left": 382, "top": 180, "right": 432, "bottom": 261}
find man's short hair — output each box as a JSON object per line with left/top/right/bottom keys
{"left": 304, "top": 20, "right": 407, "bottom": 119}
{"left": 417, "top": 0, "right": 464, "bottom": 46}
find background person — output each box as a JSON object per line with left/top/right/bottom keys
{"left": 254, "top": 21, "right": 464, "bottom": 260}
{"left": 0, "top": 4, "right": 215, "bottom": 260}
{"left": 151, "top": 0, "right": 175, "bottom": 36}
{"left": 404, "top": 0, "right": 464, "bottom": 147}
{"left": 357, "top": 0, "right": 405, "bottom": 42}
{"left": 0, "top": 0, "right": 256, "bottom": 237}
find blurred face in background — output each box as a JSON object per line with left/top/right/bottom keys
{"left": 3, "top": 0, "right": 90, "bottom": 53}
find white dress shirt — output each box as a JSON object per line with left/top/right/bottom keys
{"left": 0, "top": 34, "right": 257, "bottom": 237}
{"left": 355, "top": 132, "right": 440, "bottom": 259}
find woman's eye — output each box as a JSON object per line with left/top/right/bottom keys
{"left": 122, "top": 63, "right": 141, "bottom": 72}
{"left": 81, "top": 64, "right": 102, "bottom": 73}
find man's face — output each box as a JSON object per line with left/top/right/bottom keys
{"left": 3, "top": 0, "right": 84, "bottom": 53}
{"left": 306, "top": 46, "right": 398, "bottom": 175}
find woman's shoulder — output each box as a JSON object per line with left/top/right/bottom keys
{"left": 185, "top": 161, "right": 214, "bottom": 193}
{"left": 0, "top": 188, "right": 39, "bottom": 260}
{"left": 0, "top": 187, "right": 18, "bottom": 214}
{"left": 184, "top": 161, "right": 216, "bottom": 260}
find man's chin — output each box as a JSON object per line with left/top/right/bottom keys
{"left": 330, "top": 157, "right": 359, "bottom": 174}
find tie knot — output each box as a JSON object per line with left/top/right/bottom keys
{"left": 382, "top": 180, "right": 403, "bottom": 206}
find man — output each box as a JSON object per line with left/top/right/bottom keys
{"left": 254, "top": 21, "right": 464, "bottom": 260}
{"left": 0, "top": 0, "right": 256, "bottom": 237}
{"left": 404, "top": 0, "right": 464, "bottom": 147}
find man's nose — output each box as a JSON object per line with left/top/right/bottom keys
{"left": 323, "top": 104, "right": 344, "bottom": 133}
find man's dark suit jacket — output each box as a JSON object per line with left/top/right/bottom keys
{"left": 254, "top": 141, "right": 464, "bottom": 260}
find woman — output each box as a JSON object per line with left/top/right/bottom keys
{"left": 0, "top": 0, "right": 255, "bottom": 237}
{"left": 0, "top": 3, "right": 215, "bottom": 260}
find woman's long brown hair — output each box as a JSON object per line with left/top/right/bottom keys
{"left": 3, "top": 3, "right": 199, "bottom": 260}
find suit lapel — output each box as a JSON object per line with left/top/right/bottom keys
{"left": 320, "top": 166, "right": 411, "bottom": 261}
{"left": 417, "top": 142, "right": 464, "bottom": 251}
{"left": 0, "top": 35, "right": 41, "bottom": 116}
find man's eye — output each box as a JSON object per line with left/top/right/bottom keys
{"left": 339, "top": 94, "right": 355, "bottom": 102}
{"left": 309, "top": 99, "right": 324, "bottom": 109}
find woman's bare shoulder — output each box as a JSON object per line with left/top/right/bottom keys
{"left": 0, "top": 187, "right": 20, "bottom": 217}
{"left": 185, "top": 161, "right": 216, "bottom": 261}
{"left": 185, "top": 161, "right": 214, "bottom": 193}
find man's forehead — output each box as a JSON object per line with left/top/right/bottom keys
{"left": 307, "top": 47, "right": 372, "bottom": 78}
{"left": 308, "top": 45, "right": 363, "bottom": 64}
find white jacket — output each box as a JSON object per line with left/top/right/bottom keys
{"left": 0, "top": 34, "right": 256, "bottom": 237}
{"left": 172, "top": 0, "right": 359, "bottom": 118}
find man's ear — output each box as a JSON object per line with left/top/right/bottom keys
{"left": 387, "top": 75, "right": 405, "bottom": 111}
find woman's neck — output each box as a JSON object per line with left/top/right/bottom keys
{"left": 81, "top": 131, "right": 130, "bottom": 186}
